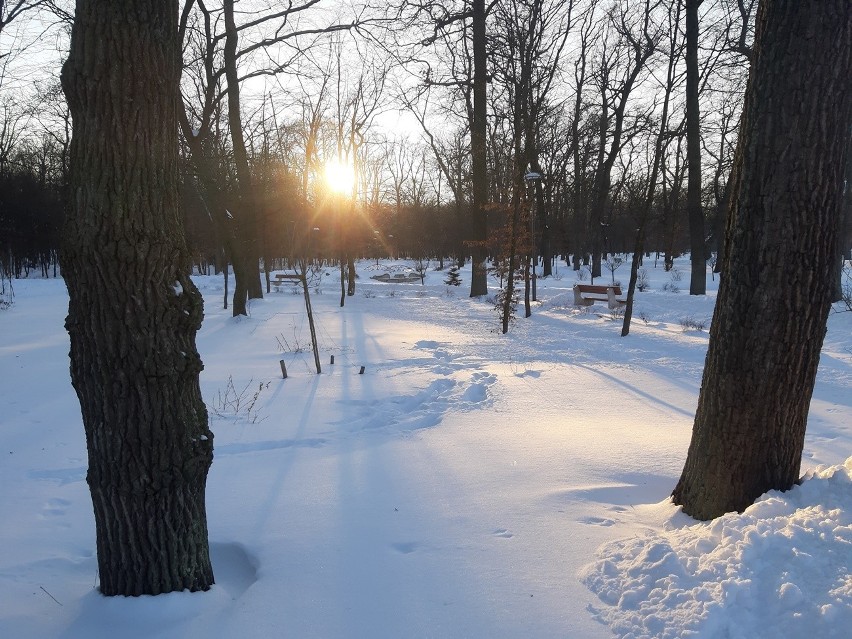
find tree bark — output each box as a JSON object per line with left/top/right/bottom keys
{"left": 672, "top": 0, "right": 852, "bottom": 520}
{"left": 685, "top": 0, "right": 707, "bottom": 295}
{"left": 61, "top": 0, "right": 214, "bottom": 594}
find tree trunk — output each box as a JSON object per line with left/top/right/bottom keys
{"left": 61, "top": 0, "right": 214, "bottom": 595}
{"left": 623, "top": 0, "right": 680, "bottom": 336}
{"left": 536, "top": 178, "right": 551, "bottom": 277}
{"left": 223, "top": 0, "right": 263, "bottom": 311}
{"left": 347, "top": 254, "right": 356, "bottom": 296}
{"left": 672, "top": 0, "right": 852, "bottom": 520}
{"left": 502, "top": 199, "right": 520, "bottom": 334}
{"left": 469, "top": 0, "right": 489, "bottom": 297}
{"left": 686, "top": 0, "right": 707, "bottom": 295}
{"left": 339, "top": 259, "right": 346, "bottom": 307}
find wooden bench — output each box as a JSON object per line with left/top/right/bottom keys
{"left": 573, "top": 284, "right": 626, "bottom": 309}
{"left": 272, "top": 273, "right": 303, "bottom": 291}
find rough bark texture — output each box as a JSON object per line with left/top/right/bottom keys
{"left": 61, "top": 0, "right": 215, "bottom": 594}
{"left": 672, "top": 0, "right": 852, "bottom": 520}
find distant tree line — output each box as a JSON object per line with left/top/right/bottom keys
{"left": 3, "top": 0, "right": 764, "bottom": 296}
{"left": 2, "top": 1, "right": 848, "bottom": 308}
{"left": 0, "top": 128, "right": 65, "bottom": 280}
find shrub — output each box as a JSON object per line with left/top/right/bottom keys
{"left": 663, "top": 281, "right": 680, "bottom": 294}
{"left": 680, "top": 316, "right": 707, "bottom": 332}
{"left": 636, "top": 268, "right": 650, "bottom": 292}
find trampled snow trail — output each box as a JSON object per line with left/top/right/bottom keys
{"left": 1, "top": 259, "right": 849, "bottom": 638}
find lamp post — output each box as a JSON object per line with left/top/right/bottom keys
{"left": 524, "top": 171, "right": 542, "bottom": 302}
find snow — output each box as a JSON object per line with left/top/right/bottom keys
{"left": 0, "top": 258, "right": 849, "bottom": 639}
{"left": 580, "top": 461, "right": 852, "bottom": 638}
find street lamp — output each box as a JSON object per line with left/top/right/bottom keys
{"left": 524, "top": 170, "right": 543, "bottom": 301}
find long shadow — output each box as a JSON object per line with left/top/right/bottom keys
{"left": 244, "top": 373, "right": 323, "bottom": 543}
{"left": 571, "top": 362, "right": 696, "bottom": 419}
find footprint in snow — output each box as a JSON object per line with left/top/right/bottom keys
{"left": 28, "top": 467, "right": 86, "bottom": 486}
{"left": 391, "top": 541, "right": 419, "bottom": 554}
{"left": 459, "top": 371, "right": 497, "bottom": 408}
{"left": 414, "top": 340, "right": 442, "bottom": 350}
{"left": 38, "top": 498, "right": 72, "bottom": 529}
{"left": 492, "top": 529, "right": 514, "bottom": 538}
{"left": 413, "top": 340, "right": 466, "bottom": 374}
{"left": 41, "top": 498, "right": 71, "bottom": 517}
{"left": 335, "top": 379, "right": 457, "bottom": 435}
{"left": 578, "top": 516, "right": 616, "bottom": 527}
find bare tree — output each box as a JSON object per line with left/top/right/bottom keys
{"left": 492, "top": 0, "right": 575, "bottom": 309}
{"left": 622, "top": 0, "right": 682, "bottom": 335}
{"left": 179, "top": 0, "right": 372, "bottom": 315}
{"left": 393, "top": 0, "right": 491, "bottom": 296}
{"left": 588, "top": 0, "right": 660, "bottom": 279}
{"left": 685, "top": 0, "right": 706, "bottom": 295}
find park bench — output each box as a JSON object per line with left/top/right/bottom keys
{"left": 573, "top": 284, "right": 627, "bottom": 310}
{"left": 271, "top": 273, "right": 303, "bottom": 291}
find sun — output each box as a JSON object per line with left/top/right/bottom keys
{"left": 324, "top": 158, "right": 355, "bottom": 195}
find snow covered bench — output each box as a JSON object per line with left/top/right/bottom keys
{"left": 272, "top": 273, "right": 302, "bottom": 291}
{"left": 573, "top": 284, "right": 626, "bottom": 310}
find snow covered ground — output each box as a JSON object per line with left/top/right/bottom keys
{"left": 1, "top": 257, "right": 849, "bottom": 638}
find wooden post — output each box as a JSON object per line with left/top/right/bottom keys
{"left": 359, "top": 366, "right": 365, "bottom": 375}
{"left": 330, "top": 355, "right": 335, "bottom": 365}
{"left": 279, "top": 360, "right": 287, "bottom": 379}
{"left": 298, "top": 267, "right": 321, "bottom": 374}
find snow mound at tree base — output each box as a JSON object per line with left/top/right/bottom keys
{"left": 581, "top": 458, "right": 852, "bottom": 639}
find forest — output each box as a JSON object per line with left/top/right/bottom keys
{"left": 0, "top": 0, "right": 850, "bottom": 634}
{"left": 2, "top": 0, "right": 800, "bottom": 296}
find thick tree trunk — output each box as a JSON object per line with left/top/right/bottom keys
{"left": 672, "top": 0, "right": 852, "bottom": 520}
{"left": 470, "top": 0, "right": 489, "bottom": 297}
{"left": 61, "top": 0, "right": 214, "bottom": 594}
{"left": 685, "top": 0, "right": 706, "bottom": 295}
